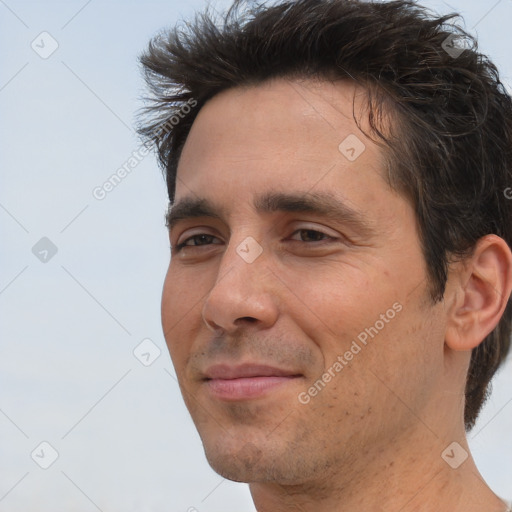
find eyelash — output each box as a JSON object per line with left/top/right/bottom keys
{"left": 172, "top": 229, "right": 336, "bottom": 253}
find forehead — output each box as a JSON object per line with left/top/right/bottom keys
{"left": 174, "top": 77, "right": 391, "bottom": 217}
{"left": 179, "top": 77, "right": 376, "bottom": 162}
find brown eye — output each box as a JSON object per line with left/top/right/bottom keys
{"left": 291, "top": 229, "right": 333, "bottom": 243}
{"left": 173, "top": 234, "right": 222, "bottom": 252}
{"left": 184, "top": 234, "right": 217, "bottom": 246}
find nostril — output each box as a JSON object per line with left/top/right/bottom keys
{"left": 239, "top": 317, "right": 258, "bottom": 323}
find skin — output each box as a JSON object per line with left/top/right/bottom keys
{"left": 161, "top": 77, "right": 512, "bottom": 511}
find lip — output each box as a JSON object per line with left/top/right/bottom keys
{"left": 203, "top": 363, "right": 300, "bottom": 380}
{"left": 203, "top": 363, "right": 303, "bottom": 401}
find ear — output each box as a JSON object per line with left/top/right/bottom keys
{"left": 445, "top": 235, "right": 512, "bottom": 351}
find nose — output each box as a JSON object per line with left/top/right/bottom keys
{"left": 202, "top": 238, "right": 280, "bottom": 335}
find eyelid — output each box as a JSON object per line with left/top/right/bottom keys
{"left": 288, "top": 222, "right": 340, "bottom": 238}
{"left": 175, "top": 223, "right": 337, "bottom": 243}
{"left": 174, "top": 226, "right": 221, "bottom": 246}
{"left": 174, "top": 226, "right": 343, "bottom": 254}
{"left": 288, "top": 230, "right": 335, "bottom": 242}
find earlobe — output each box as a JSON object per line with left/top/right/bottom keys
{"left": 445, "top": 235, "right": 512, "bottom": 352}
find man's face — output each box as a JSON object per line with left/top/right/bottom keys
{"left": 162, "top": 78, "right": 448, "bottom": 484}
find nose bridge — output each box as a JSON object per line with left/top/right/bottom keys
{"left": 210, "top": 233, "right": 267, "bottom": 303}
{"left": 215, "top": 229, "right": 267, "bottom": 286}
{"left": 202, "top": 233, "right": 278, "bottom": 332}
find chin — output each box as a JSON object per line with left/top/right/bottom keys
{"left": 203, "top": 437, "right": 267, "bottom": 482}
{"left": 202, "top": 436, "right": 316, "bottom": 484}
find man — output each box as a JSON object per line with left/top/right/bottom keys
{"left": 138, "top": 0, "right": 512, "bottom": 510}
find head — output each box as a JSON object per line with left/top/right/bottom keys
{"left": 138, "top": 0, "right": 512, "bottom": 485}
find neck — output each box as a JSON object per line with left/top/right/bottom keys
{"left": 249, "top": 427, "right": 506, "bottom": 512}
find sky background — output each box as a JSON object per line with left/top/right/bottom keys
{"left": 1, "top": 0, "right": 511, "bottom": 510}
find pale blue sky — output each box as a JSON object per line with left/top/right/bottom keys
{"left": 1, "top": 0, "right": 511, "bottom": 510}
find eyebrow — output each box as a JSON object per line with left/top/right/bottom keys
{"left": 166, "top": 191, "right": 375, "bottom": 237}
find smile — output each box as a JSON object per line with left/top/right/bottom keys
{"left": 202, "top": 363, "right": 303, "bottom": 401}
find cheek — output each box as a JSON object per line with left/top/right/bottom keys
{"left": 278, "top": 262, "right": 382, "bottom": 349}
{"left": 161, "top": 262, "right": 203, "bottom": 321}
{"left": 161, "top": 267, "right": 175, "bottom": 332}
{"left": 161, "top": 266, "right": 199, "bottom": 367}
{"left": 291, "top": 264, "right": 421, "bottom": 393}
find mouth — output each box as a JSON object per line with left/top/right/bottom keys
{"left": 202, "top": 363, "right": 303, "bottom": 401}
